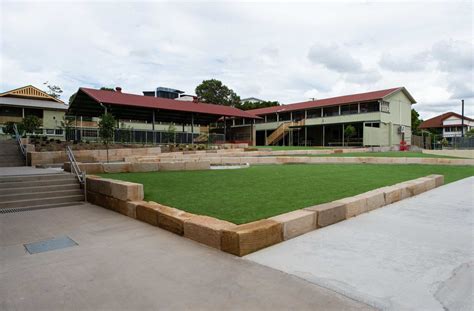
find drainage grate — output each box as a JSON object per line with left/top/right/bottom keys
{"left": 0, "top": 202, "right": 83, "bottom": 214}
{"left": 24, "top": 236, "right": 78, "bottom": 254}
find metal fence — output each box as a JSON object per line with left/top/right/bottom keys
{"left": 65, "top": 128, "right": 225, "bottom": 145}
{"left": 432, "top": 136, "right": 474, "bottom": 150}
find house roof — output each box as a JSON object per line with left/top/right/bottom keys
{"left": 419, "top": 112, "right": 474, "bottom": 129}
{"left": 78, "top": 87, "right": 259, "bottom": 119}
{"left": 248, "top": 87, "right": 415, "bottom": 115}
{"left": 0, "top": 85, "right": 65, "bottom": 104}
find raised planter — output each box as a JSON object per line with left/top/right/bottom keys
{"left": 87, "top": 174, "right": 445, "bottom": 256}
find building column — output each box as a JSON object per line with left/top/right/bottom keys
{"left": 322, "top": 125, "right": 325, "bottom": 147}
{"left": 305, "top": 126, "right": 307, "bottom": 147}
{"left": 265, "top": 129, "right": 268, "bottom": 146}
{"left": 223, "top": 116, "right": 227, "bottom": 142}
{"left": 342, "top": 124, "right": 345, "bottom": 147}
{"left": 191, "top": 114, "right": 194, "bottom": 146}
{"left": 152, "top": 110, "right": 156, "bottom": 144}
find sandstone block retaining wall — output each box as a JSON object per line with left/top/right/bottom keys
{"left": 88, "top": 174, "right": 445, "bottom": 256}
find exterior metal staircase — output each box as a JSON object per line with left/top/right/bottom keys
{"left": 266, "top": 120, "right": 305, "bottom": 145}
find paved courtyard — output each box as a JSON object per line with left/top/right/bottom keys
{"left": 0, "top": 202, "right": 371, "bottom": 310}
{"left": 246, "top": 177, "right": 474, "bottom": 311}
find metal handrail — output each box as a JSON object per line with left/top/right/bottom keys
{"left": 13, "top": 123, "right": 26, "bottom": 157}
{"left": 66, "top": 145, "right": 85, "bottom": 185}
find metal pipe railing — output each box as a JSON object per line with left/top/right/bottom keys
{"left": 66, "top": 145, "right": 85, "bottom": 185}
{"left": 13, "top": 123, "right": 26, "bottom": 158}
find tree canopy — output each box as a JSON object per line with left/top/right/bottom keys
{"left": 411, "top": 108, "right": 423, "bottom": 135}
{"left": 237, "top": 100, "right": 280, "bottom": 111}
{"left": 43, "top": 82, "right": 63, "bottom": 99}
{"left": 195, "top": 79, "right": 241, "bottom": 107}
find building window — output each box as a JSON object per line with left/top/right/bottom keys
{"left": 381, "top": 101, "right": 390, "bottom": 113}
{"left": 24, "top": 108, "right": 43, "bottom": 118}
{"left": 365, "top": 122, "right": 380, "bottom": 128}
{"left": 341, "top": 104, "right": 358, "bottom": 115}
{"left": 0, "top": 106, "right": 22, "bottom": 117}
{"left": 266, "top": 114, "right": 277, "bottom": 122}
{"left": 323, "top": 106, "right": 339, "bottom": 117}
{"left": 279, "top": 112, "right": 291, "bottom": 121}
{"left": 55, "top": 129, "right": 64, "bottom": 135}
{"left": 307, "top": 108, "right": 321, "bottom": 119}
{"left": 46, "top": 129, "right": 55, "bottom": 135}
{"left": 360, "top": 101, "right": 380, "bottom": 113}
{"left": 292, "top": 110, "right": 305, "bottom": 121}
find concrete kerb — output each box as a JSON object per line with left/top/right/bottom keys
{"left": 87, "top": 174, "right": 445, "bottom": 256}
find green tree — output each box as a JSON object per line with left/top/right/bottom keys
{"left": 3, "top": 121, "right": 24, "bottom": 136}
{"left": 165, "top": 123, "right": 176, "bottom": 144}
{"left": 43, "top": 82, "right": 63, "bottom": 99}
{"left": 344, "top": 125, "right": 356, "bottom": 146}
{"left": 98, "top": 113, "right": 116, "bottom": 162}
{"left": 100, "top": 87, "right": 115, "bottom": 91}
{"left": 195, "top": 79, "right": 241, "bottom": 106}
{"left": 22, "top": 115, "right": 42, "bottom": 134}
{"left": 466, "top": 128, "right": 474, "bottom": 137}
{"left": 238, "top": 100, "right": 280, "bottom": 111}
{"left": 411, "top": 108, "right": 423, "bottom": 135}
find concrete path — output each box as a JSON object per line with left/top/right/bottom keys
{"left": 0, "top": 203, "right": 372, "bottom": 310}
{"left": 246, "top": 177, "right": 474, "bottom": 311}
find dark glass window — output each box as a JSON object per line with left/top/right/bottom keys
{"left": 24, "top": 108, "right": 43, "bottom": 118}
{"left": 307, "top": 108, "right": 321, "bottom": 118}
{"left": 0, "top": 106, "right": 22, "bottom": 117}
{"left": 341, "top": 104, "right": 358, "bottom": 115}
{"left": 323, "top": 106, "right": 340, "bottom": 117}
{"left": 360, "top": 101, "right": 379, "bottom": 113}
{"left": 278, "top": 112, "right": 291, "bottom": 121}
{"left": 292, "top": 110, "right": 305, "bottom": 121}
{"left": 266, "top": 114, "right": 277, "bottom": 122}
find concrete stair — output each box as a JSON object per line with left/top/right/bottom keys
{"left": 0, "top": 140, "right": 25, "bottom": 167}
{"left": 0, "top": 173, "right": 84, "bottom": 210}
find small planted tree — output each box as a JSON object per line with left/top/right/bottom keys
{"left": 22, "top": 115, "right": 42, "bottom": 135}
{"left": 98, "top": 113, "right": 116, "bottom": 162}
{"left": 344, "top": 125, "right": 356, "bottom": 146}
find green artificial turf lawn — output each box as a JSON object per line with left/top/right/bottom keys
{"left": 102, "top": 164, "right": 474, "bottom": 224}
{"left": 306, "top": 151, "right": 463, "bottom": 158}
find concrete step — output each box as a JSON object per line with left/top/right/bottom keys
{"left": 0, "top": 140, "right": 18, "bottom": 145}
{"left": 0, "top": 161, "right": 26, "bottom": 167}
{"left": 0, "top": 189, "right": 83, "bottom": 202}
{"left": 0, "top": 194, "right": 84, "bottom": 209}
{"left": 0, "top": 183, "right": 80, "bottom": 195}
{"left": 0, "top": 173, "right": 76, "bottom": 183}
{"left": 0, "top": 155, "right": 25, "bottom": 162}
{"left": 0, "top": 202, "right": 85, "bottom": 214}
{"left": 0, "top": 147, "right": 22, "bottom": 156}
{"left": 0, "top": 177, "right": 78, "bottom": 189}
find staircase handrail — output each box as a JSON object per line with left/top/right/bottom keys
{"left": 13, "top": 123, "right": 26, "bottom": 157}
{"left": 66, "top": 145, "right": 85, "bottom": 185}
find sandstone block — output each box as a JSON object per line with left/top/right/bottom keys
{"left": 130, "top": 162, "right": 159, "bottom": 172}
{"left": 304, "top": 201, "right": 346, "bottom": 227}
{"left": 335, "top": 196, "right": 367, "bottom": 219}
{"left": 86, "top": 177, "right": 112, "bottom": 197}
{"left": 359, "top": 189, "right": 386, "bottom": 211}
{"left": 158, "top": 162, "right": 185, "bottom": 171}
{"left": 156, "top": 204, "right": 194, "bottom": 235}
{"left": 221, "top": 219, "right": 282, "bottom": 256}
{"left": 428, "top": 174, "right": 444, "bottom": 187}
{"left": 80, "top": 163, "right": 105, "bottom": 174}
{"left": 183, "top": 215, "right": 236, "bottom": 249}
{"left": 184, "top": 161, "right": 211, "bottom": 171}
{"left": 136, "top": 202, "right": 163, "bottom": 226}
{"left": 383, "top": 185, "right": 403, "bottom": 204}
{"left": 405, "top": 179, "right": 427, "bottom": 196}
{"left": 109, "top": 180, "right": 144, "bottom": 201}
{"left": 269, "top": 210, "right": 316, "bottom": 240}
{"left": 102, "top": 162, "right": 130, "bottom": 173}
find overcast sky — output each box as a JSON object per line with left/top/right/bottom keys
{"left": 1, "top": 0, "right": 472, "bottom": 119}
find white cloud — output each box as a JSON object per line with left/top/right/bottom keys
{"left": 0, "top": 0, "right": 472, "bottom": 119}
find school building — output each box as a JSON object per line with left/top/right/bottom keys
{"left": 235, "top": 87, "right": 416, "bottom": 147}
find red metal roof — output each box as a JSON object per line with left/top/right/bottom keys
{"left": 79, "top": 88, "right": 259, "bottom": 119}
{"left": 419, "top": 112, "right": 474, "bottom": 129}
{"left": 248, "top": 87, "right": 412, "bottom": 115}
